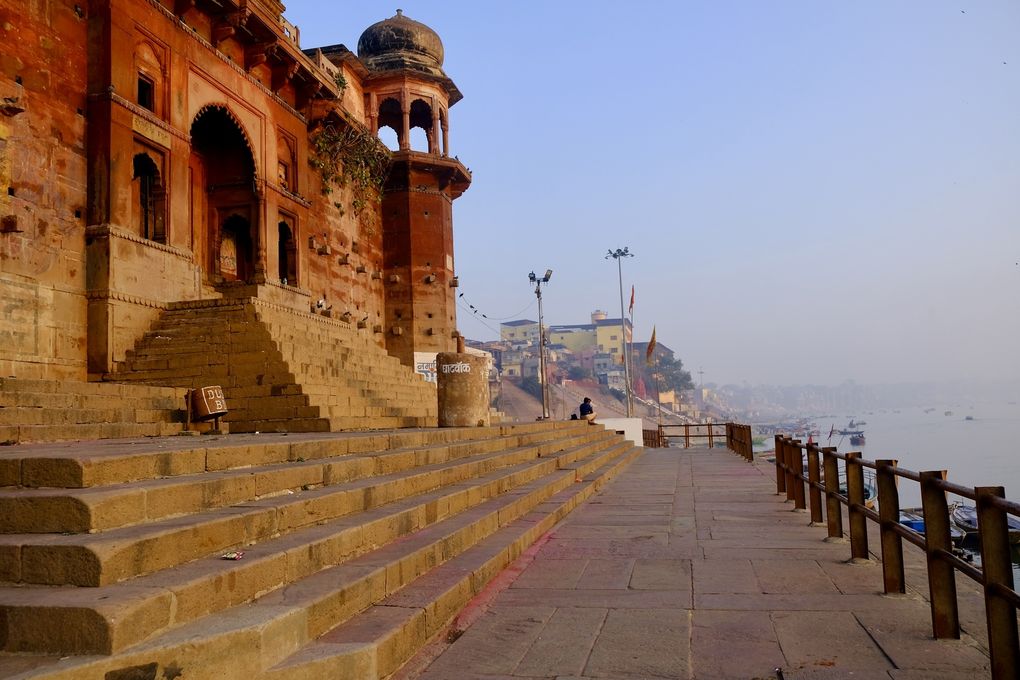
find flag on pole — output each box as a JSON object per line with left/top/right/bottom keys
{"left": 646, "top": 326, "right": 656, "bottom": 365}
{"left": 628, "top": 285, "right": 635, "bottom": 317}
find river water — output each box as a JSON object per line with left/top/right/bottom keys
{"left": 756, "top": 401, "right": 1020, "bottom": 574}
{"left": 800, "top": 401, "right": 1020, "bottom": 507}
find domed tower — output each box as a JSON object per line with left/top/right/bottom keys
{"left": 359, "top": 10, "right": 471, "bottom": 367}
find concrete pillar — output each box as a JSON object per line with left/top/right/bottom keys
{"left": 437, "top": 352, "right": 489, "bottom": 427}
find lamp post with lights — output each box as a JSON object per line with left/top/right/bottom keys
{"left": 529, "top": 269, "right": 553, "bottom": 419}
{"left": 605, "top": 248, "right": 633, "bottom": 417}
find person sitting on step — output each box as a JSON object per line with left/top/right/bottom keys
{"left": 579, "top": 397, "right": 597, "bottom": 424}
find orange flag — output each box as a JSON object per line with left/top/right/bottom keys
{"left": 646, "top": 326, "right": 656, "bottom": 365}
{"left": 628, "top": 285, "right": 635, "bottom": 316}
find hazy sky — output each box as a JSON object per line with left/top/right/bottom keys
{"left": 284, "top": 1, "right": 1020, "bottom": 387}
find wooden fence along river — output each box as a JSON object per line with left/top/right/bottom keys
{"left": 650, "top": 422, "right": 754, "bottom": 456}
{"left": 774, "top": 434, "right": 1020, "bottom": 679}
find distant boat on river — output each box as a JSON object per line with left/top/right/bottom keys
{"left": 834, "top": 420, "right": 866, "bottom": 446}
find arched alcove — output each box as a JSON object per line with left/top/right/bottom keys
{"left": 132, "top": 153, "right": 166, "bottom": 243}
{"left": 190, "top": 105, "right": 259, "bottom": 284}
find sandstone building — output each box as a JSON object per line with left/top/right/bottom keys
{"left": 0, "top": 1, "right": 469, "bottom": 396}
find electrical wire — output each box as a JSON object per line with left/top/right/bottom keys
{"left": 456, "top": 288, "right": 536, "bottom": 322}
{"left": 456, "top": 299, "right": 502, "bottom": 335}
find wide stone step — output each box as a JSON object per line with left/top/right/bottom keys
{"left": 0, "top": 435, "right": 630, "bottom": 657}
{"left": 0, "top": 407, "right": 183, "bottom": 428}
{"left": 0, "top": 427, "right": 603, "bottom": 533}
{"left": 0, "top": 425, "right": 564, "bottom": 489}
{"left": 263, "top": 445, "right": 640, "bottom": 680}
{"left": 0, "top": 422, "right": 185, "bottom": 446}
{"left": 0, "top": 430, "right": 613, "bottom": 587}
{"left": 1, "top": 394, "right": 183, "bottom": 413}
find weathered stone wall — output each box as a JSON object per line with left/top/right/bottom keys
{"left": 82, "top": 0, "right": 391, "bottom": 372}
{"left": 0, "top": 1, "right": 89, "bottom": 379}
{"left": 0, "top": 1, "right": 462, "bottom": 380}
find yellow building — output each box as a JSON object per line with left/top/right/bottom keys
{"left": 499, "top": 319, "right": 539, "bottom": 345}
{"left": 548, "top": 326, "right": 595, "bottom": 353}
{"left": 594, "top": 318, "right": 632, "bottom": 357}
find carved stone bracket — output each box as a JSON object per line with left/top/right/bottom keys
{"left": 272, "top": 60, "right": 300, "bottom": 93}
{"left": 245, "top": 40, "right": 277, "bottom": 71}
{"left": 213, "top": 10, "right": 251, "bottom": 47}
{"left": 296, "top": 80, "right": 322, "bottom": 110}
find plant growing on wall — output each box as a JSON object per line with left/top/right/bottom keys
{"left": 309, "top": 122, "right": 390, "bottom": 216}
{"left": 333, "top": 71, "right": 348, "bottom": 98}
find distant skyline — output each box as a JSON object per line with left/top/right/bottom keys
{"left": 285, "top": 1, "right": 1020, "bottom": 387}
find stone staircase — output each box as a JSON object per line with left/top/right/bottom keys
{"left": 0, "top": 378, "right": 188, "bottom": 444}
{"left": 0, "top": 421, "right": 641, "bottom": 679}
{"left": 107, "top": 296, "right": 438, "bottom": 433}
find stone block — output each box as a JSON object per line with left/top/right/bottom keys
{"left": 171, "top": 552, "right": 290, "bottom": 625}
{"left": 206, "top": 443, "right": 290, "bottom": 472}
{"left": 254, "top": 464, "right": 322, "bottom": 498}
{"left": 276, "top": 489, "right": 362, "bottom": 533}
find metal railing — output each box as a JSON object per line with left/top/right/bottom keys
{"left": 774, "top": 434, "right": 1019, "bottom": 679}
{"left": 655, "top": 423, "right": 753, "bottom": 460}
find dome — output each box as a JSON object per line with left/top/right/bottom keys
{"left": 357, "top": 10, "right": 445, "bottom": 75}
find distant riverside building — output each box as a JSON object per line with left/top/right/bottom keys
{"left": 501, "top": 311, "right": 632, "bottom": 356}
{"left": 499, "top": 311, "right": 632, "bottom": 387}
{"left": 499, "top": 319, "right": 539, "bottom": 346}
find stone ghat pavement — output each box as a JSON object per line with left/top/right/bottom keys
{"left": 395, "top": 447, "right": 992, "bottom": 680}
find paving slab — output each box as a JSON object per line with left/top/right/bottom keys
{"left": 402, "top": 447, "right": 993, "bottom": 679}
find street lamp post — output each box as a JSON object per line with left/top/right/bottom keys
{"left": 605, "top": 248, "right": 633, "bottom": 417}
{"left": 529, "top": 269, "right": 553, "bottom": 419}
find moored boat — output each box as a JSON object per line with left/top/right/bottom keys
{"left": 899, "top": 508, "right": 966, "bottom": 546}
{"left": 951, "top": 504, "right": 1020, "bottom": 544}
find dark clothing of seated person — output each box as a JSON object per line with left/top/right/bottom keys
{"left": 579, "top": 397, "right": 597, "bottom": 424}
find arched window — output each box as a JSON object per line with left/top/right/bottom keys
{"left": 409, "top": 99, "right": 433, "bottom": 152}
{"left": 377, "top": 126, "right": 399, "bottom": 151}
{"left": 277, "top": 134, "right": 296, "bottom": 192}
{"left": 278, "top": 220, "right": 297, "bottom": 285}
{"left": 135, "top": 42, "right": 164, "bottom": 117}
{"left": 132, "top": 153, "right": 166, "bottom": 243}
{"left": 377, "top": 97, "right": 402, "bottom": 150}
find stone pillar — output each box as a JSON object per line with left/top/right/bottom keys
{"left": 400, "top": 95, "right": 410, "bottom": 151}
{"left": 436, "top": 352, "right": 489, "bottom": 427}
{"left": 368, "top": 91, "right": 378, "bottom": 134}
{"left": 431, "top": 104, "right": 441, "bottom": 154}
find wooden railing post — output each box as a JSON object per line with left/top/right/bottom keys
{"left": 775, "top": 435, "right": 786, "bottom": 494}
{"left": 684, "top": 423, "right": 690, "bottom": 448}
{"left": 846, "top": 452, "right": 870, "bottom": 561}
{"left": 822, "top": 447, "right": 842, "bottom": 539}
{"left": 791, "top": 440, "right": 806, "bottom": 510}
{"left": 806, "top": 444, "right": 823, "bottom": 524}
{"left": 919, "top": 470, "right": 959, "bottom": 639}
{"left": 876, "top": 459, "right": 904, "bottom": 593}
{"left": 975, "top": 486, "right": 1020, "bottom": 678}
{"left": 784, "top": 438, "right": 796, "bottom": 502}
{"left": 708, "top": 425, "right": 715, "bottom": 449}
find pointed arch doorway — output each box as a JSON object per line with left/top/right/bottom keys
{"left": 189, "top": 105, "right": 260, "bottom": 286}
